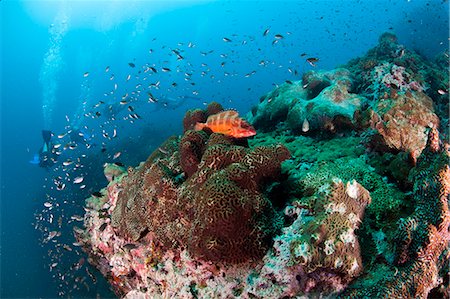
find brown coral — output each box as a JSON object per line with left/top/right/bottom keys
{"left": 111, "top": 136, "right": 183, "bottom": 243}
{"left": 183, "top": 109, "right": 206, "bottom": 132}
{"left": 179, "top": 130, "right": 209, "bottom": 177}
{"left": 182, "top": 102, "right": 224, "bottom": 132}
{"left": 111, "top": 125, "right": 290, "bottom": 263}
{"left": 180, "top": 137, "right": 290, "bottom": 262}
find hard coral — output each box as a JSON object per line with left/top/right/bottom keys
{"left": 183, "top": 109, "right": 206, "bottom": 132}
{"left": 111, "top": 125, "right": 290, "bottom": 263}
{"left": 180, "top": 137, "right": 290, "bottom": 262}
{"left": 183, "top": 102, "right": 224, "bottom": 132}
{"left": 179, "top": 130, "right": 209, "bottom": 177}
{"left": 287, "top": 69, "right": 366, "bottom": 133}
{"left": 111, "top": 136, "right": 182, "bottom": 243}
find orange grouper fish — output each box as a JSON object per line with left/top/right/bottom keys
{"left": 194, "top": 110, "right": 256, "bottom": 138}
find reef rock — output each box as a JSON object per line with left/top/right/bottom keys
{"left": 368, "top": 89, "right": 440, "bottom": 161}
{"left": 76, "top": 32, "right": 449, "bottom": 299}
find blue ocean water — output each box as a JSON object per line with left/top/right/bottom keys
{"left": 0, "top": 0, "right": 448, "bottom": 298}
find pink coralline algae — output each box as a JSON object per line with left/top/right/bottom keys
{"left": 368, "top": 90, "right": 440, "bottom": 161}
{"left": 371, "top": 62, "right": 424, "bottom": 92}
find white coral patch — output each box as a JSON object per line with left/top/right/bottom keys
{"left": 324, "top": 239, "right": 335, "bottom": 255}
{"left": 336, "top": 202, "right": 347, "bottom": 214}
{"left": 339, "top": 228, "right": 356, "bottom": 246}
{"left": 349, "top": 258, "right": 360, "bottom": 274}
{"left": 346, "top": 180, "right": 359, "bottom": 199}
{"left": 294, "top": 242, "right": 310, "bottom": 264}
{"left": 325, "top": 202, "right": 336, "bottom": 214}
{"left": 348, "top": 212, "right": 360, "bottom": 226}
{"left": 334, "top": 257, "right": 343, "bottom": 268}
{"left": 325, "top": 202, "right": 347, "bottom": 214}
{"left": 110, "top": 254, "right": 130, "bottom": 276}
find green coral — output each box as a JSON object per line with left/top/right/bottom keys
{"left": 251, "top": 132, "right": 405, "bottom": 222}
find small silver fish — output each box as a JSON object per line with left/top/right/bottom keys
{"left": 71, "top": 215, "right": 84, "bottom": 221}
{"left": 47, "top": 231, "right": 58, "bottom": 241}
{"left": 302, "top": 119, "right": 310, "bottom": 132}
{"left": 73, "top": 176, "right": 84, "bottom": 184}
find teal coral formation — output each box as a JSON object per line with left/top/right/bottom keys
{"left": 250, "top": 133, "right": 406, "bottom": 223}
{"left": 77, "top": 33, "right": 449, "bottom": 298}
{"left": 250, "top": 68, "right": 366, "bottom": 134}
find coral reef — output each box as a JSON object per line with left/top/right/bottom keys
{"left": 77, "top": 33, "right": 449, "bottom": 298}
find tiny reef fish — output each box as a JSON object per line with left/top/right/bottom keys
{"left": 306, "top": 57, "right": 319, "bottom": 67}
{"left": 194, "top": 110, "right": 256, "bottom": 138}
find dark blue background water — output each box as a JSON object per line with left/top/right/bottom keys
{"left": 1, "top": 0, "right": 448, "bottom": 297}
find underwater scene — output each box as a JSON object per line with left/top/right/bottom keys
{"left": 1, "top": 0, "right": 449, "bottom": 298}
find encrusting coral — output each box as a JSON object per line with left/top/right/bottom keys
{"left": 245, "top": 179, "right": 371, "bottom": 297}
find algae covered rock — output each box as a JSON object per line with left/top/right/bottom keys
{"left": 287, "top": 68, "right": 366, "bottom": 133}
{"left": 249, "top": 68, "right": 367, "bottom": 134}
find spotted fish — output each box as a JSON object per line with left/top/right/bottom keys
{"left": 194, "top": 110, "right": 256, "bottom": 138}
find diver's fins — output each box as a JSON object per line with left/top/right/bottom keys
{"left": 29, "top": 153, "right": 40, "bottom": 165}
{"left": 42, "top": 130, "right": 52, "bottom": 143}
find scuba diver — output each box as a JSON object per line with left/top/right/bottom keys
{"left": 29, "top": 130, "right": 58, "bottom": 169}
